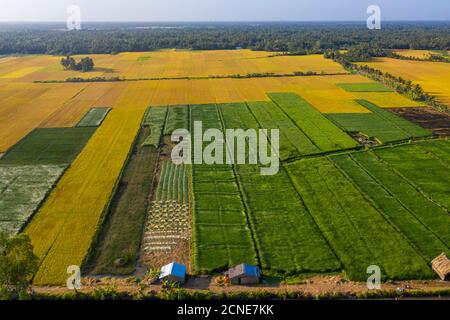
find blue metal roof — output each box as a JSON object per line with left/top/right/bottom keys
{"left": 160, "top": 262, "right": 186, "bottom": 279}
{"left": 243, "top": 264, "right": 260, "bottom": 277}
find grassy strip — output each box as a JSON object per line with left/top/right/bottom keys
{"left": 269, "top": 92, "right": 358, "bottom": 151}
{"left": 85, "top": 127, "right": 160, "bottom": 275}
{"left": 337, "top": 82, "right": 393, "bottom": 92}
{"left": 76, "top": 107, "right": 111, "bottom": 127}
{"left": 331, "top": 151, "right": 450, "bottom": 260}
{"left": 190, "top": 104, "right": 258, "bottom": 273}
{"left": 285, "top": 157, "right": 433, "bottom": 281}
{"left": 326, "top": 100, "right": 432, "bottom": 143}
{"left": 220, "top": 103, "right": 340, "bottom": 275}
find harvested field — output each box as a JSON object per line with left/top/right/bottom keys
{"left": 389, "top": 107, "right": 450, "bottom": 137}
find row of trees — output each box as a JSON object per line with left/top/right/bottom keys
{"left": 324, "top": 48, "right": 447, "bottom": 111}
{"left": 0, "top": 22, "right": 448, "bottom": 55}
{"left": 60, "top": 56, "right": 95, "bottom": 72}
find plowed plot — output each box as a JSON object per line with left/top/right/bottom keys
{"left": 389, "top": 107, "right": 450, "bottom": 137}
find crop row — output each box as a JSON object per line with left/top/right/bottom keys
{"left": 190, "top": 104, "right": 258, "bottom": 272}
{"left": 269, "top": 92, "right": 358, "bottom": 152}
{"left": 327, "top": 100, "right": 432, "bottom": 143}
{"left": 285, "top": 157, "right": 433, "bottom": 281}
{"left": 331, "top": 151, "right": 450, "bottom": 261}
{"left": 156, "top": 161, "right": 189, "bottom": 203}
{"left": 220, "top": 102, "right": 341, "bottom": 274}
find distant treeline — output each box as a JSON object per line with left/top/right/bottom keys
{"left": 0, "top": 22, "right": 449, "bottom": 55}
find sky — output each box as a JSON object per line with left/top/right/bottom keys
{"left": 0, "top": 0, "right": 449, "bottom": 22}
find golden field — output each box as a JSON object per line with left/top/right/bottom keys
{"left": 1, "top": 50, "right": 347, "bottom": 82}
{"left": 0, "top": 82, "right": 88, "bottom": 151}
{"left": 1, "top": 53, "right": 429, "bottom": 153}
{"left": 360, "top": 57, "right": 450, "bottom": 106}
{"left": 25, "top": 82, "right": 153, "bottom": 285}
{"left": 393, "top": 49, "right": 450, "bottom": 60}
{"left": 393, "top": 49, "right": 434, "bottom": 59}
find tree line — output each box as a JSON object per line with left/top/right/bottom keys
{"left": 324, "top": 46, "right": 448, "bottom": 112}
{"left": 0, "top": 22, "right": 448, "bottom": 55}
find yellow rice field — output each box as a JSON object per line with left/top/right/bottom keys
{"left": 352, "top": 92, "right": 425, "bottom": 108}
{"left": 393, "top": 50, "right": 434, "bottom": 59}
{"left": 0, "top": 50, "right": 347, "bottom": 81}
{"left": 0, "top": 82, "right": 88, "bottom": 152}
{"left": 25, "top": 82, "right": 154, "bottom": 285}
{"left": 361, "top": 57, "right": 450, "bottom": 106}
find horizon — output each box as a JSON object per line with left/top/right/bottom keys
{"left": 1, "top": 0, "right": 449, "bottom": 23}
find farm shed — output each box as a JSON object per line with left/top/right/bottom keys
{"left": 431, "top": 253, "right": 450, "bottom": 281}
{"left": 159, "top": 262, "right": 187, "bottom": 284}
{"left": 225, "top": 264, "right": 260, "bottom": 285}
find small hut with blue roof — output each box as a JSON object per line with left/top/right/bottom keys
{"left": 159, "top": 262, "right": 187, "bottom": 284}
